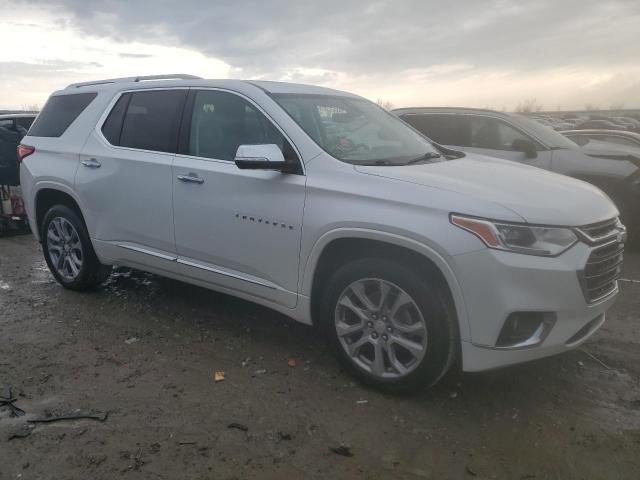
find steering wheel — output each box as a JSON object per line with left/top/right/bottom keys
{"left": 333, "top": 137, "right": 370, "bottom": 155}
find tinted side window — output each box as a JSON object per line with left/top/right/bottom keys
{"left": 468, "top": 116, "right": 531, "bottom": 151}
{"left": 119, "top": 90, "right": 186, "bottom": 153}
{"left": 101, "top": 93, "right": 130, "bottom": 145}
{"left": 29, "top": 93, "right": 97, "bottom": 137}
{"left": 16, "top": 117, "right": 35, "bottom": 130}
{"left": 400, "top": 114, "right": 470, "bottom": 146}
{"left": 188, "top": 90, "right": 293, "bottom": 161}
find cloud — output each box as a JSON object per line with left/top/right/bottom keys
{"left": 20, "top": 0, "right": 640, "bottom": 75}
{"left": 2, "top": 0, "right": 640, "bottom": 109}
{"left": 119, "top": 52, "right": 153, "bottom": 59}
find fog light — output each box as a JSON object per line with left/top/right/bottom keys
{"left": 495, "top": 312, "right": 556, "bottom": 349}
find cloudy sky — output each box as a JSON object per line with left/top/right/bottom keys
{"left": 1, "top": 0, "right": 639, "bottom": 111}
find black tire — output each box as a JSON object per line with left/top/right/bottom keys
{"left": 319, "top": 258, "right": 457, "bottom": 393}
{"left": 41, "top": 205, "right": 111, "bottom": 290}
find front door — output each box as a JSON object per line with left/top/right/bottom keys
{"left": 172, "top": 89, "right": 306, "bottom": 308}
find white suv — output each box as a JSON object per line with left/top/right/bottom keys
{"left": 19, "top": 75, "right": 625, "bottom": 391}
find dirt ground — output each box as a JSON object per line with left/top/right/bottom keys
{"left": 0, "top": 235, "right": 639, "bottom": 480}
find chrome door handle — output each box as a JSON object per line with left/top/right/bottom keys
{"left": 177, "top": 173, "right": 204, "bottom": 184}
{"left": 81, "top": 158, "right": 101, "bottom": 168}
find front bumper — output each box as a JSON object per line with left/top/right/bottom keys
{"left": 450, "top": 240, "right": 620, "bottom": 372}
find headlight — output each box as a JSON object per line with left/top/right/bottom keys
{"left": 451, "top": 215, "right": 578, "bottom": 256}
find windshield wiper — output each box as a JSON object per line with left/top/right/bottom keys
{"left": 406, "top": 152, "right": 442, "bottom": 165}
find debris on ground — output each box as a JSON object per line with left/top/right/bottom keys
{"left": 450, "top": 392, "right": 458, "bottom": 399}
{"left": 7, "top": 426, "right": 33, "bottom": 441}
{"left": 124, "top": 337, "right": 139, "bottom": 345}
{"left": 583, "top": 351, "right": 612, "bottom": 370}
{"left": 577, "top": 361, "right": 585, "bottom": 367}
{"left": 465, "top": 463, "right": 478, "bottom": 476}
{"left": 28, "top": 411, "right": 108, "bottom": 424}
{"left": 287, "top": 359, "right": 297, "bottom": 368}
{"left": 1, "top": 386, "right": 25, "bottom": 417}
{"left": 355, "top": 399, "right": 369, "bottom": 405}
{"left": 253, "top": 369, "right": 267, "bottom": 377}
{"left": 227, "top": 422, "right": 249, "bottom": 432}
{"left": 214, "top": 371, "right": 225, "bottom": 382}
{"left": 278, "top": 432, "right": 292, "bottom": 441}
{"left": 329, "top": 445, "right": 353, "bottom": 457}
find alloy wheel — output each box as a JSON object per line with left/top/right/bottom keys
{"left": 46, "top": 217, "right": 83, "bottom": 281}
{"left": 334, "top": 278, "right": 428, "bottom": 379}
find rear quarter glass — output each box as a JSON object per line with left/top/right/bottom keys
{"left": 28, "top": 92, "right": 97, "bottom": 137}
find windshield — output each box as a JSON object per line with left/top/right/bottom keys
{"left": 272, "top": 94, "right": 439, "bottom": 165}
{"left": 511, "top": 114, "right": 578, "bottom": 149}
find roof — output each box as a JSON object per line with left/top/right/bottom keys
{"left": 58, "top": 74, "right": 357, "bottom": 98}
{"left": 0, "top": 113, "right": 38, "bottom": 120}
{"left": 560, "top": 129, "right": 640, "bottom": 138}
{"left": 392, "top": 106, "right": 514, "bottom": 118}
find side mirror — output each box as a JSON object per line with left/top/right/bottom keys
{"left": 234, "top": 144, "right": 286, "bottom": 171}
{"left": 572, "top": 136, "right": 589, "bottom": 147}
{"left": 512, "top": 138, "right": 538, "bottom": 159}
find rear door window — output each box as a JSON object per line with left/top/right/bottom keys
{"left": 103, "top": 90, "right": 187, "bottom": 153}
{"left": 28, "top": 93, "right": 97, "bottom": 137}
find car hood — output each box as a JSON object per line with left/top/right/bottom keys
{"left": 355, "top": 156, "right": 618, "bottom": 226}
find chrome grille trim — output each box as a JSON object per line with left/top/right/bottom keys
{"left": 576, "top": 218, "right": 623, "bottom": 245}
{"left": 577, "top": 221, "right": 625, "bottom": 303}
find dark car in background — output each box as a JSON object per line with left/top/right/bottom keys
{"left": 393, "top": 107, "right": 639, "bottom": 243}
{"left": 0, "top": 113, "right": 36, "bottom": 185}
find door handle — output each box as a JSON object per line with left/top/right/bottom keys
{"left": 177, "top": 173, "right": 205, "bottom": 184}
{"left": 81, "top": 158, "right": 101, "bottom": 168}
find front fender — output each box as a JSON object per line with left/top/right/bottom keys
{"left": 299, "top": 227, "right": 471, "bottom": 342}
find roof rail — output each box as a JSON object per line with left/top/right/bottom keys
{"left": 66, "top": 74, "right": 202, "bottom": 89}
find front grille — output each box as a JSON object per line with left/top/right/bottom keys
{"left": 578, "top": 218, "right": 620, "bottom": 243}
{"left": 577, "top": 219, "right": 625, "bottom": 303}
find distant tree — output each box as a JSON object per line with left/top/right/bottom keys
{"left": 609, "top": 103, "right": 624, "bottom": 111}
{"left": 376, "top": 98, "right": 394, "bottom": 111}
{"left": 515, "top": 98, "right": 543, "bottom": 113}
{"left": 21, "top": 103, "right": 39, "bottom": 112}
{"left": 584, "top": 103, "right": 600, "bottom": 111}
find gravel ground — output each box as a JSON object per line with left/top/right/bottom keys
{"left": 1, "top": 235, "right": 639, "bottom": 480}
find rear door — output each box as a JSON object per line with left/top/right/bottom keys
{"left": 76, "top": 88, "right": 187, "bottom": 269}
{"left": 172, "top": 89, "right": 306, "bottom": 308}
{"left": 462, "top": 115, "right": 552, "bottom": 170}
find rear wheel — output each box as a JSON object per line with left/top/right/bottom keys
{"left": 42, "top": 205, "right": 110, "bottom": 290}
{"left": 320, "top": 258, "right": 457, "bottom": 393}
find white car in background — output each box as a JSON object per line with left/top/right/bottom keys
{"left": 19, "top": 76, "right": 624, "bottom": 391}
{"left": 562, "top": 129, "right": 640, "bottom": 157}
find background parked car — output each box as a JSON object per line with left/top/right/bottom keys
{"left": 562, "top": 129, "right": 640, "bottom": 156}
{"left": 0, "top": 113, "right": 36, "bottom": 186}
{"left": 574, "top": 119, "right": 627, "bottom": 131}
{"left": 394, "top": 107, "right": 640, "bottom": 243}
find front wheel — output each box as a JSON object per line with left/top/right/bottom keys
{"left": 320, "top": 258, "right": 457, "bottom": 393}
{"left": 41, "top": 205, "right": 111, "bottom": 290}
